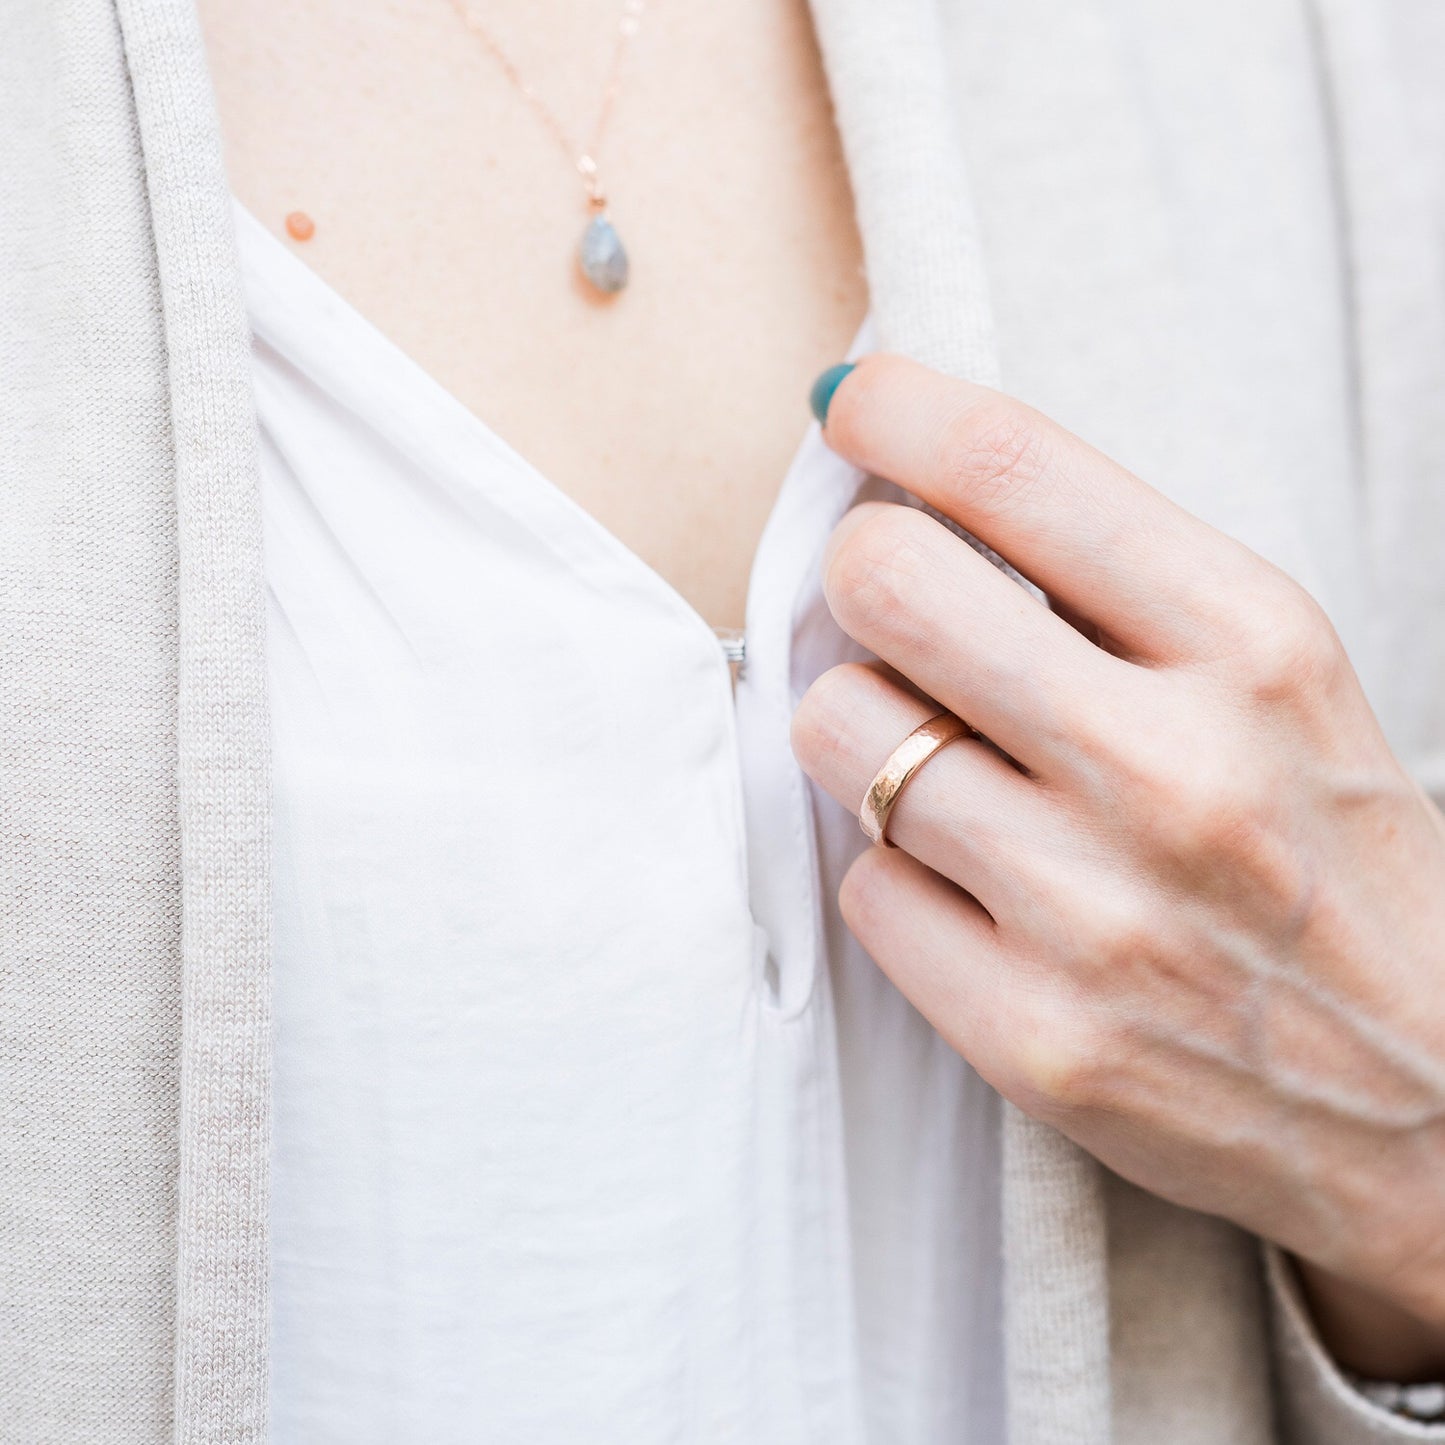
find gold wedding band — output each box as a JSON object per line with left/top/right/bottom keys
{"left": 859, "top": 711, "right": 973, "bottom": 848}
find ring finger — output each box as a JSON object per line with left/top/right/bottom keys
{"left": 792, "top": 660, "right": 1065, "bottom": 926}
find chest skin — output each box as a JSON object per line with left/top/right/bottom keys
{"left": 197, "top": 0, "right": 868, "bottom": 631}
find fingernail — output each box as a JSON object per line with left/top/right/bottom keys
{"left": 809, "top": 362, "right": 856, "bottom": 426}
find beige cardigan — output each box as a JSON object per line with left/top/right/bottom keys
{"left": 3, "top": 0, "right": 1443, "bottom": 1440}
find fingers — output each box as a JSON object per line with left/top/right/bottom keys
{"left": 807, "top": 666, "right": 1136, "bottom": 1120}
{"left": 791, "top": 661, "right": 1067, "bottom": 926}
{"left": 822, "top": 355, "right": 1252, "bottom": 662}
{"left": 820, "top": 500, "right": 1136, "bottom": 779}
{"left": 834, "top": 843, "right": 1024, "bottom": 1091}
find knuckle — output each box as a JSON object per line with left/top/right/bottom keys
{"left": 942, "top": 397, "right": 1052, "bottom": 516}
{"left": 1238, "top": 831, "right": 1316, "bottom": 927}
{"left": 823, "top": 504, "right": 935, "bottom": 636}
{"left": 1144, "top": 768, "right": 1275, "bottom": 883}
{"left": 1102, "top": 704, "right": 1261, "bottom": 861}
{"left": 1169, "top": 783, "right": 1312, "bottom": 920}
{"left": 1071, "top": 895, "right": 1160, "bottom": 978}
{"left": 1015, "top": 1006, "right": 1110, "bottom": 1115}
{"left": 1181, "top": 791, "right": 1263, "bottom": 864}
{"left": 1122, "top": 746, "right": 1315, "bottom": 922}
{"left": 1230, "top": 581, "right": 1344, "bottom": 702}
{"left": 1144, "top": 763, "right": 1252, "bottom": 856}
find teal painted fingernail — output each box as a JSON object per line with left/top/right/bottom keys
{"left": 809, "top": 362, "right": 856, "bottom": 426}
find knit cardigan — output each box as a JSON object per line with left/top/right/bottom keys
{"left": 3, "top": 0, "right": 1444, "bottom": 1441}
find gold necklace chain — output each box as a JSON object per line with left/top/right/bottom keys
{"left": 443, "top": 0, "right": 650, "bottom": 295}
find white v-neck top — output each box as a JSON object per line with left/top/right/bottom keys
{"left": 236, "top": 198, "right": 1004, "bottom": 1444}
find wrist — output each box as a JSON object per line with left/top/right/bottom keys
{"left": 1293, "top": 1255, "right": 1445, "bottom": 1380}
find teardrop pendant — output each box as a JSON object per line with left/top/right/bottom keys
{"left": 579, "top": 214, "right": 630, "bottom": 295}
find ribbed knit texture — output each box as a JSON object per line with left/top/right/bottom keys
{"left": 114, "top": 0, "right": 272, "bottom": 1438}
{"left": 805, "top": 0, "right": 999, "bottom": 385}
{"left": 0, "top": 1, "right": 181, "bottom": 1437}
{"left": 999, "top": 1122, "right": 1111, "bottom": 1444}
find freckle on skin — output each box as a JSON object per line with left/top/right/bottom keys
{"left": 285, "top": 210, "right": 316, "bottom": 242}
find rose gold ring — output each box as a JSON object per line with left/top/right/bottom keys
{"left": 859, "top": 711, "right": 973, "bottom": 848}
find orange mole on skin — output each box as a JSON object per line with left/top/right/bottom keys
{"left": 284, "top": 210, "right": 316, "bottom": 242}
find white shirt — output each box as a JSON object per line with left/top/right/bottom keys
{"left": 237, "top": 197, "right": 1005, "bottom": 1443}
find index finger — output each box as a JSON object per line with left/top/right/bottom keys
{"left": 820, "top": 354, "right": 1250, "bottom": 662}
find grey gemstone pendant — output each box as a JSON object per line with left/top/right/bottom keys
{"left": 578, "top": 213, "right": 630, "bottom": 295}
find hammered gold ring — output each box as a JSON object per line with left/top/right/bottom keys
{"left": 859, "top": 711, "right": 973, "bottom": 848}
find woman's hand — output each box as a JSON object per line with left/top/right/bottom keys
{"left": 791, "top": 355, "right": 1445, "bottom": 1377}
